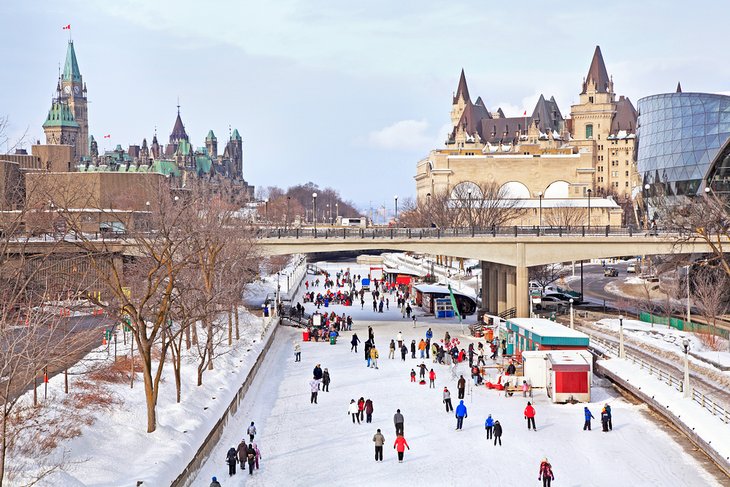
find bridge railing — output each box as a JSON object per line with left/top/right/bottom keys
{"left": 257, "top": 225, "right": 681, "bottom": 240}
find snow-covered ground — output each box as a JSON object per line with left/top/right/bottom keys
{"left": 593, "top": 318, "right": 730, "bottom": 371}
{"left": 192, "top": 262, "right": 723, "bottom": 487}
{"left": 5, "top": 256, "right": 308, "bottom": 486}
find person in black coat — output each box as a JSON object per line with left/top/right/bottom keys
{"left": 351, "top": 333, "right": 360, "bottom": 353}
{"left": 226, "top": 446, "right": 238, "bottom": 475}
{"left": 322, "top": 369, "right": 331, "bottom": 392}
{"left": 493, "top": 420, "right": 503, "bottom": 446}
{"left": 400, "top": 344, "right": 408, "bottom": 361}
{"left": 246, "top": 444, "right": 256, "bottom": 475}
{"left": 410, "top": 340, "right": 416, "bottom": 359}
{"left": 457, "top": 375, "right": 466, "bottom": 399}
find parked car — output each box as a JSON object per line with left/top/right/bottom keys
{"left": 604, "top": 267, "right": 618, "bottom": 277}
{"left": 535, "top": 296, "right": 569, "bottom": 310}
{"left": 627, "top": 263, "right": 637, "bottom": 273}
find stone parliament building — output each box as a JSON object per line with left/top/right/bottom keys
{"left": 1, "top": 39, "right": 254, "bottom": 220}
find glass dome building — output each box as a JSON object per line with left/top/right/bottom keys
{"left": 636, "top": 91, "right": 730, "bottom": 197}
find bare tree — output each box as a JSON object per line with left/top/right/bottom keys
{"left": 451, "top": 181, "right": 524, "bottom": 230}
{"left": 692, "top": 266, "right": 729, "bottom": 350}
{"left": 529, "top": 264, "right": 568, "bottom": 294}
{"left": 544, "top": 203, "right": 584, "bottom": 228}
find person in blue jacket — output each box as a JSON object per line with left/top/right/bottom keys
{"left": 484, "top": 414, "right": 494, "bottom": 439}
{"left": 455, "top": 400, "right": 468, "bottom": 430}
{"left": 583, "top": 406, "right": 595, "bottom": 431}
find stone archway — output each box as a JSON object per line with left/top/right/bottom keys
{"left": 499, "top": 181, "right": 530, "bottom": 199}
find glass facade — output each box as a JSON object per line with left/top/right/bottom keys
{"left": 636, "top": 92, "right": 730, "bottom": 196}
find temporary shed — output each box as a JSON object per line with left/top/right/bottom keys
{"left": 505, "top": 318, "right": 589, "bottom": 356}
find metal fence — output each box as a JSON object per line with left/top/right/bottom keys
{"left": 257, "top": 225, "right": 682, "bottom": 240}
{"left": 590, "top": 335, "right": 730, "bottom": 423}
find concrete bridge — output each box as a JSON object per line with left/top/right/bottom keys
{"left": 6, "top": 227, "right": 722, "bottom": 318}
{"left": 257, "top": 227, "right": 719, "bottom": 318}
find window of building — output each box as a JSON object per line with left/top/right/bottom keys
{"left": 625, "top": 182, "right": 629, "bottom": 187}
{"left": 612, "top": 171, "right": 618, "bottom": 177}
{"left": 589, "top": 96, "right": 594, "bottom": 103}
{"left": 598, "top": 166, "right": 603, "bottom": 172}
{"left": 625, "top": 171, "right": 629, "bottom": 177}
{"left": 585, "top": 124, "right": 593, "bottom": 139}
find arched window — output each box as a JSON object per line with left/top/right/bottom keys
{"left": 450, "top": 181, "right": 483, "bottom": 200}
{"left": 544, "top": 181, "right": 570, "bottom": 199}
{"left": 498, "top": 181, "right": 530, "bottom": 199}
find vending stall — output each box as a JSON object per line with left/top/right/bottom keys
{"left": 504, "top": 318, "right": 589, "bottom": 357}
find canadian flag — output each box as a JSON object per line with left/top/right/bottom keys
{"left": 103, "top": 134, "right": 111, "bottom": 139}
{"left": 62, "top": 24, "right": 71, "bottom": 30}
{"left": 523, "top": 110, "right": 527, "bottom": 116}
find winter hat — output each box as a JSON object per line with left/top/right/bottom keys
{"left": 542, "top": 457, "right": 548, "bottom": 463}
{"left": 488, "top": 414, "right": 492, "bottom": 418}
{"left": 212, "top": 477, "right": 217, "bottom": 482}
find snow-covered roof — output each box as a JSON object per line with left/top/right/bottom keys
{"left": 383, "top": 266, "right": 426, "bottom": 277}
{"left": 507, "top": 318, "right": 589, "bottom": 339}
{"left": 413, "top": 284, "right": 473, "bottom": 299}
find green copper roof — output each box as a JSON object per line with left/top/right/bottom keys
{"left": 152, "top": 160, "right": 180, "bottom": 176}
{"left": 177, "top": 139, "right": 192, "bottom": 156}
{"left": 42, "top": 101, "right": 80, "bottom": 128}
{"left": 206, "top": 130, "right": 216, "bottom": 140}
{"left": 63, "top": 41, "right": 82, "bottom": 82}
{"left": 195, "top": 155, "right": 212, "bottom": 174}
{"left": 231, "top": 128, "right": 241, "bottom": 141}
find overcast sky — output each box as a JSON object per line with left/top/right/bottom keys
{"left": 2, "top": 0, "right": 729, "bottom": 210}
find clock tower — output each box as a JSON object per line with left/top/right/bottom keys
{"left": 59, "top": 40, "right": 89, "bottom": 158}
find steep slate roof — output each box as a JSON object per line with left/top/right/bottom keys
{"left": 531, "top": 95, "right": 563, "bottom": 133}
{"left": 231, "top": 128, "right": 242, "bottom": 141}
{"left": 582, "top": 46, "right": 610, "bottom": 94}
{"left": 169, "top": 110, "right": 188, "bottom": 143}
{"left": 610, "top": 96, "right": 637, "bottom": 134}
{"left": 206, "top": 130, "right": 216, "bottom": 140}
{"left": 452, "top": 69, "right": 471, "bottom": 104}
{"left": 63, "top": 41, "right": 82, "bottom": 82}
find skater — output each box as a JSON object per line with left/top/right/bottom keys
{"left": 501, "top": 339, "right": 507, "bottom": 357}
{"left": 309, "top": 378, "right": 320, "bottom": 404}
{"left": 525, "top": 402, "right": 536, "bottom": 431}
{"left": 397, "top": 331, "right": 403, "bottom": 349}
{"left": 370, "top": 346, "right": 379, "bottom": 369}
{"left": 410, "top": 369, "right": 416, "bottom": 382}
{"left": 246, "top": 444, "right": 256, "bottom": 475}
{"left": 348, "top": 399, "right": 360, "bottom": 424}
{"left": 418, "top": 339, "right": 427, "bottom": 358}
{"left": 605, "top": 403, "right": 613, "bottom": 430}
{"left": 601, "top": 407, "right": 609, "bottom": 432}
{"left": 443, "top": 387, "right": 453, "bottom": 412}
{"left": 322, "top": 368, "right": 331, "bottom": 392}
{"left": 253, "top": 443, "right": 261, "bottom": 469}
{"left": 468, "top": 343, "right": 475, "bottom": 367}
{"left": 401, "top": 344, "right": 408, "bottom": 361}
{"left": 247, "top": 422, "right": 257, "bottom": 442}
{"left": 583, "top": 406, "right": 594, "bottom": 431}
{"left": 368, "top": 325, "right": 374, "bottom": 342}
{"left": 426, "top": 327, "right": 433, "bottom": 342}
{"left": 506, "top": 361, "right": 516, "bottom": 376}
{"left": 493, "top": 420, "right": 503, "bottom": 446}
{"left": 457, "top": 375, "right": 466, "bottom": 399}
{"left": 394, "top": 409, "right": 404, "bottom": 435}
{"left": 351, "top": 333, "right": 361, "bottom": 353}
{"left": 455, "top": 400, "right": 468, "bottom": 430}
{"left": 365, "top": 398, "right": 374, "bottom": 423}
{"left": 410, "top": 340, "right": 416, "bottom": 359}
{"left": 210, "top": 477, "right": 221, "bottom": 487}
{"left": 226, "top": 446, "right": 238, "bottom": 476}
{"left": 237, "top": 439, "right": 247, "bottom": 468}
{"left": 477, "top": 347, "right": 485, "bottom": 366}
{"left": 418, "top": 362, "right": 427, "bottom": 380}
{"left": 373, "top": 429, "right": 385, "bottom": 462}
{"left": 406, "top": 303, "right": 412, "bottom": 318}
{"left": 358, "top": 397, "right": 366, "bottom": 422}
{"left": 521, "top": 380, "right": 530, "bottom": 397}
{"left": 294, "top": 342, "right": 301, "bottom": 362}
{"left": 538, "top": 458, "right": 555, "bottom": 487}
{"left": 429, "top": 369, "right": 436, "bottom": 388}
{"left": 389, "top": 339, "right": 396, "bottom": 359}
{"left": 485, "top": 414, "right": 494, "bottom": 439}
{"left": 393, "top": 434, "right": 410, "bottom": 463}
{"left": 313, "top": 364, "right": 323, "bottom": 384}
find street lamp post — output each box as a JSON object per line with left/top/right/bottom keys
{"left": 335, "top": 202, "right": 339, "bottom": 223}
{"left": 682, "top": 338, "right": 691, "bottom": 398}
{"left": 618, "top": 315, "right": 625, "bottom": 359}
{"left": 644, "top": 183, "right": 651, "bottom": 229}
{"left": 394, "top": 195, "right": 398, "bottom": 227}
{"left": 312, "top": 192, "right": 318, "bottom": 232}
{"left": 264, "top": 198, "right": 269, "bottom": 222}
{"left": 286, "top": 196, "right": 291, "bottom": 230}
{"left": 538, "top": 191, "right": 543, "bottom": 235}
{"left": 685, "top": 264, "right": 691, "bottom": 325}
{"left": 467, "top": 188, "right": 473, "bottom": 235}
{"left": 326, "top": 203, "right": 330, "bottom": 225}
{"left": 569, "top": 298, "right": 574, "bottom": 329}
{"left": 586, "top": 188, "right": 592, "bottom": 231}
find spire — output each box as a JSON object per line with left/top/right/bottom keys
{"left": 453, "top": 69, "right": 471, "bottom": 104}
{"left": 582, "top": 46, "right": 610, "bottom": 94}
{"left": 169, "top": 106, "right": 188, "bottom": 143}
{"left": 676, "top": 82, "right": 682, "bottom": 93}
{"left": 231, "top": 128, "right": 241, "bottom": 141}
{"left": 62, "top": 40, "right": 82, "bottom": 82}
{"left": 206, "top": 130, "right": 216, "bottom": 141}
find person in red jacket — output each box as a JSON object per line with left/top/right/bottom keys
{"left": 524, "top": 401, "right": 536, "bottom": 431}
{"left": 357, "top": 397, "right": 366, "bottom": 422}
{"left": 538, "top": 457, "right": 555, "bottom": 487}
{"left": 428, "top": 369, "right": 436, "bottom": 388}
{"left": 393, "top": 434, "right": 410, "bottom": 463}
